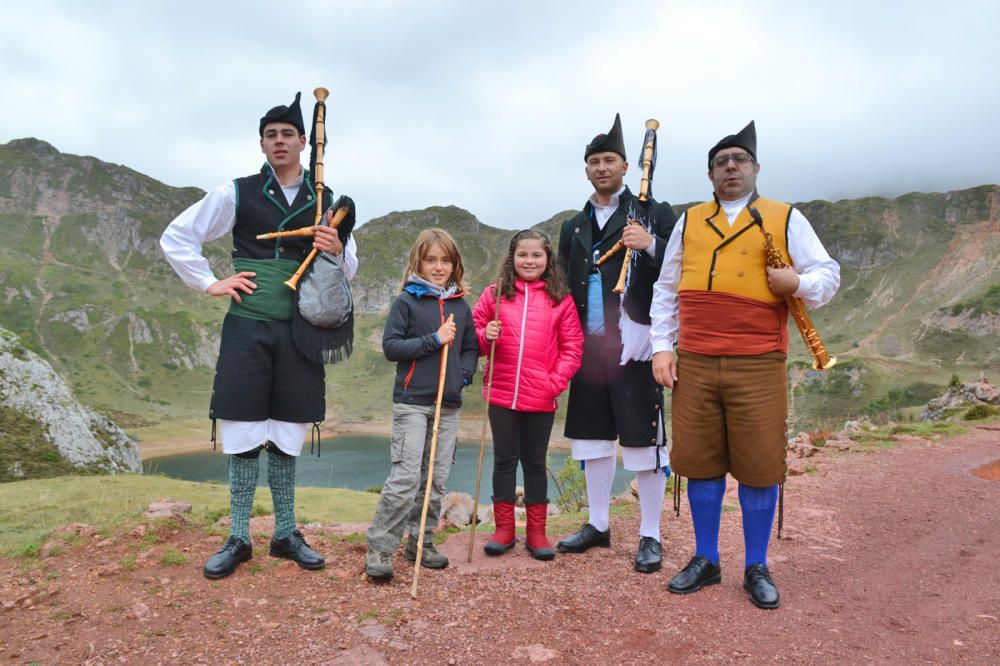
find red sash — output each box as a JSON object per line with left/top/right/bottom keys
{"left": 678, "top": 290, "right": 789, "bottom": 356}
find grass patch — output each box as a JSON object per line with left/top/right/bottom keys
{"left": 846, "top": 421, "right": 967, "bottom": 452}
{"left": 433, "top": 523, "right": 462, "bottom": 545}
{"left": 0, "top": 474, "right": 379, "bottom": 556}
{"left": 160, "top": 548, "right": 189, "bottom": 566}
{"left": 357, "top": 609, "right": 379, "bottom": 621}
{"left": 328, "top": 532, "right": 368, "bottom": 543}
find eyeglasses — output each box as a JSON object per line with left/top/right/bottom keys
{"left": 711, "top": 153, "right": 754, "bottom": 168}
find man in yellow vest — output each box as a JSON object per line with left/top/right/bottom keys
{"left": 650, "top": 121, "right": 840, "bottom": 608}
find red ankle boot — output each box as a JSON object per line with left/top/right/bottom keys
{"left": 484, "top": 501, "right": 517, "bottom": 556}
{"left": 525, "top": 503, "right": 555, "bottom": 561}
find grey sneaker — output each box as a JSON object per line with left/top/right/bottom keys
{"left": 404, "top": 538, "right": 449, "bottom": 569}
{"left": 365, "top": 548, "right": 393, "bottom": 580}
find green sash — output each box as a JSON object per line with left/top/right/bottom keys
{"left": 227, "top": 258, "right": 301, "bottom": 322}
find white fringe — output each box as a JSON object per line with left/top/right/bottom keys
{"left": 618, "top": 306, "right": 652, "bottom": 365}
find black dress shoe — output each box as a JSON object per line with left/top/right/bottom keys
{"left": 269, "top": 530, "right": 325, "bottom": 570}
{"left": 667, "top": 555, "right": 722, "bottom": 594}
{"left": 743, "top": 563, "right": 780, "bottom": 609}
{"left": 203, "top": 536, "right": 252, "bottom": 579}
{"left": 556, "top": 523, "right": 611, "bottom": 553}
{"left": 633, "top": 536, "right": 662, "bottom": 573}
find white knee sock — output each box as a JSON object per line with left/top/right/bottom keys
{"left": 584, "top": 455, "right": 616, "bottom": 531}
{"left": 636, "top": 468, "right": 667, "bottom": 540}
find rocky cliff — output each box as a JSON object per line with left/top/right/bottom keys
{"left": 0, "top": 326, "right": 140, "bottom": 481}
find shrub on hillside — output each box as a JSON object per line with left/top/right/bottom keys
{"left": 964, "top": 404, "right": 1000, "bottom": 421}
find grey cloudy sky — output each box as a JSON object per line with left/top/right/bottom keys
{"left": 2, "top": 0, "right": 998, "bottom": 229}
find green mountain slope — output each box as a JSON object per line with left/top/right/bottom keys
{"left": 1, "top": 138, "right": 997, "bottom": 433}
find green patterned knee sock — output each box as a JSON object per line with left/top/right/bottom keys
{"left": 268, "top": 450, "right": 297, "bottom": 539}
{"left": 228, "top": 455, "right": 259, "bottom": 544}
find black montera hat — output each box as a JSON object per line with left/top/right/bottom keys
{"left": 708, "top": 120, "right": 756, "bottom": 168}
{"left": 584, "top": 113, "right": 627, "bottom": 161}
{"left": 259, "top": 92, "right": 305, "bottom": 136}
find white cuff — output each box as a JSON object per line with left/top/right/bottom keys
{"left": 651, "top": 339, "right": 675, "bottom": 355}
{"left": 199, "top": 275, "right": 218, "bottom": 293}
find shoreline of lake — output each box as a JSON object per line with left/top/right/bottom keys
{"left": 138, "top": 415, "right": 573, "bottom": 461}
{"left": 140, "top": 433, "right": 624, "bottom": 496}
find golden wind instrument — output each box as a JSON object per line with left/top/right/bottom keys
{"left": 283, "top": 87, "right": 329, "bottom": 291}
{"left": 613, "top": 119, "right": 659, "bottom": 294}
{"left": 749, "top": 207, "right": 837, "bottom": 371}
{"left": 411, "top": 313, "right": 454, "bottom": 598}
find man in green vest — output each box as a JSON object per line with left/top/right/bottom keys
{"left": 650, "top": 121, "right": 839, "bottom": 608}
{"left": 160, "top": 92, "right": 358, "bottom": 579}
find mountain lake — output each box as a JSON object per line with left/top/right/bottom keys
{"left": 143, "top": 434, "right": 636, "bottom": 497}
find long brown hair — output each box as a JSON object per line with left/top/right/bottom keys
{"left": 494, "top": 229, "right": 569, "bottom": 303}
{"left": 400, "top": 228, "right": 468, "bottom": 293}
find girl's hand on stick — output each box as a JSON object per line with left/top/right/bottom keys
{"left": 484, "top": 320, "right": 501, "bottom": 341}
{"left": 437, "top": 314, "right": 456, "bottom": 345}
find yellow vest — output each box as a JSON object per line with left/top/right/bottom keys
{"left": 679, "top": 196, "right": 792, "bottom": 304}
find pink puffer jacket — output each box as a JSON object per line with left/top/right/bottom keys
{"left": 472, "top": 280, "right": 583, "bottom": 413}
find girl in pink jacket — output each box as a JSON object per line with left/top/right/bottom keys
{"left": 472, "top": 230, "right": 583, "bottom": 560}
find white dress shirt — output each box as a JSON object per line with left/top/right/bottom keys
{"left": 160, "top": 166, "right": 358, "bottom": 292}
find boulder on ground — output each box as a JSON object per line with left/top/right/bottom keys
{"left": 144, "top": 498, "right": 192, "bottom": 520}
{"left": 441, "top": 492, "right": 474, "bottom": 526}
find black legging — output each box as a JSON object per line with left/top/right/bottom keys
{"left": 488, "top": 405, "right": 555, "bottom": 505}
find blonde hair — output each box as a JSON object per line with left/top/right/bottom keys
{"left": 400, "top": 228, "right": 468, "bottom": 292}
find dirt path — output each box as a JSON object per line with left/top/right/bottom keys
{"left": 2, "top": 427, "right": 999, "bottom": 664}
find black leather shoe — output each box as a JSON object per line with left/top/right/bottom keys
{"left": 667, "top": 555, "right": 722, "bottom": 594}
{"left": 633, "top": 536, "right": 662, "bottom": 573}
{"left": 269, "top": 530, "right": 325, "bottom": 570}
{"left": 203, "top": 536, "right": 252, "bottom": 579}
{"left": 743, "top": 563, "right": 780, "bottom": 609}
{"left": 556, "top": 523, "right": 611, "bottom": 553}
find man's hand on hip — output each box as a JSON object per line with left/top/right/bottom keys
{"left": 207, "top": 272, "right": 257, "bottom": 304}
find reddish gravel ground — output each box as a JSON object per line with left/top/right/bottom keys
{"left": 2, "top": 426, "right": 999, "bottom": 664}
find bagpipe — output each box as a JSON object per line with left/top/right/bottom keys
{"left": 259, "top": 87, "right": 355, "bottom": 364}
{"left": 594, "top": 119, "right": 659, "bottom": 294}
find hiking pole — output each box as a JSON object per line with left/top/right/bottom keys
{"left": 411, "top": 314, "right": 453, "bottom": 599}
{"left": 467, "top": 287, "right": 502, "bottom": 562}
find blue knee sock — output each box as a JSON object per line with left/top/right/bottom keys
{"left": 739, "top": 484, "right": 778, "bottom": 568}
{"left": 687, "top": 477, "right": 725, "bottom": 566}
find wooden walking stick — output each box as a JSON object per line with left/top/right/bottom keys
{"left": 467, "top": 286, "right": 502, "bottom": 562}
{"left": 411, "top": 313, "right": 454, "bottom": 599}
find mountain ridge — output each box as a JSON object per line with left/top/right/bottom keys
{"left": 1, "top": 137, "right": 997, "bottom": 435}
